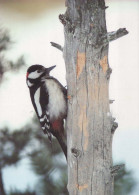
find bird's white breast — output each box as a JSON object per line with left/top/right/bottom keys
{"left": 45, "top": 79, "right": 66, "bottom": 120}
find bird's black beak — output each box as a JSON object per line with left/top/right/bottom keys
{"left": 45, "top": 65, "right": 56, "bottom": 73}
{"left": 41, "top": 65, "right": 56, "bottom": 80}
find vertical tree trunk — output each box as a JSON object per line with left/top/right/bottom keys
{"left": 63, "top": 0, "right": 113, "bottom": 194}
{"left": 0, "top": 169, "right": 6, "bottom": 195}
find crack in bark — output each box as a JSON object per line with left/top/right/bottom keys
{"left": 84, "top": 50, "right": 89, "bottom": 120}
{"left": 76, "top": 158, "right": 79, "bottom": 194}
{"left": 102, "top": 113, "right": 105, "bottom": 161}
{"left": 98, "top": 70, "right": 101, "bottom": 110}
{"left": 81, "top": 120, "right": 84, "bottom": 155}
{"left": 69, "top": 96, "right": 73, "bottom": 147}
{"left": 91, "top": 175, "right": 93, "bottom": 195}
{"left": 91, "top": 112, "right": 95, "bottom": 194}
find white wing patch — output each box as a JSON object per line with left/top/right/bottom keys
{"left": 40, "top": 115, "right": 49, "bottom": 122}
{"left": 40, "top": 117, "right": 45, "bottom": 122}
{"left": 28, "top": 70, "right": 42, "bottom": 79}
{"left": 45, "top": 79, "right": 66, "bottom": 120}
{"left": 34, "top": 87, "right": 42, "bottom": 117}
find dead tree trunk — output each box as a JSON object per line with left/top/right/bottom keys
{"left": 60, "top": 0, "right": 128, "bottom": 195}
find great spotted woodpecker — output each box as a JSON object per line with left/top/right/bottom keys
{"left": 26, "top": 64, "right": 67, "bottom": 158}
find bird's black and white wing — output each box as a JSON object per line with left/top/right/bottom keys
{"left": 39, "top": 84, "right": 52, "bottom": 140}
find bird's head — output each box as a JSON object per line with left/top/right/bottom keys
{"left": 26, "top": 64, "right": 56, "bottom": 88}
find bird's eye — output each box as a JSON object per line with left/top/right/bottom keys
{"left": 37, "top": 70, "right": 42, "bottom": 73}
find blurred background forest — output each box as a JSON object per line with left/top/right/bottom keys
{"left": 0, "top": 0, "right": 139, "bottom": 194}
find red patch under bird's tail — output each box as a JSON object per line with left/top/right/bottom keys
{"left": 51, "top": 119, "right": 67, "bottom": 159}
{"left": 51, "top": 119, "right": 64, "bottom": 135}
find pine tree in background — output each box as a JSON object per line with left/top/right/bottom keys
{"left": 8, "top": 189, "right": 36, "bottom": 195}
{"left": 0, "top": 28, "right": 68, "bottom": 194}
{"left": 0, "top": 28, "right": 30, "bottom": 195}
{"left": 27, "top": 118, "right": 68, "bottom": 195}
{"left": 0, "top": 126, "right": 32, "bottom": 195}
{"left": 114, "top": 165, "right": 136, "bottom": 195}
{"left": 0, "top": 28, "right": 25, "bottom": 81}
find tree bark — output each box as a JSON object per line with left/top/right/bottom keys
{"left": 63, "top": 0, "right": 114, "bottom": 194}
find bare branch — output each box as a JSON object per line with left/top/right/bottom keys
{"left": 59, "top": 14, "right": 67, "bottom": 26}
{"left": 111, "top": 122, "right": 118, "bottom": 133}
{"left": 109, "top": 100, "right": 115, "bottom": 104}
{"left": 106, "top": 67, "right": 112, "bottom": 80}
{"left": 107, "top": 28, "right": 129, "bottom": 42}
{"left": 50, "top": 42, "right": 63, "bottom": 52}
{"left": 98, "top": 28, "right": 129, "bottom": 47}
{"left": 110, "top": 164, "right": 125, "bottom": 177}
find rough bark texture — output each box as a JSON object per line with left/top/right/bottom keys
{"left": 63, "top": 0, "right": 114, "bottom": 194}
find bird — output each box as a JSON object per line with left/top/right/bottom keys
{"left": 26, "top": 64, "right": 67, "bottom": 158}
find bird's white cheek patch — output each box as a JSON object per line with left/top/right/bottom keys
{"left": 28, "top": 70, "right": 42, "bottom": 79}
{"left": 34, "top": 88, "right": 42, "bottom": 117}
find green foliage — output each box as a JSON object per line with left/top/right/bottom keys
{"left": 0, "top": 29, "right": 12, "bottom": 80}
{"left": 8, "top": 55, "right": 25, "bottom": 71}
{"left": 28, "top": 120, "right": 68, "bottom": 195}
{"left": 114, "top": 164, "right": 136, "bottom": 195}
{"left": 8, "top": 188, "right": 36, "bottom": 195}
{"left": 0, "top": 29, "right": 12, "bottom": 52}
{"left": 0, "top": 128, "right": 31, "bottom": 168}
{"left": 0, "top": 28, "right": 26, "bottom": 81}
{"left": 0, "top": 27, "right": 28, "bottom": 195}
